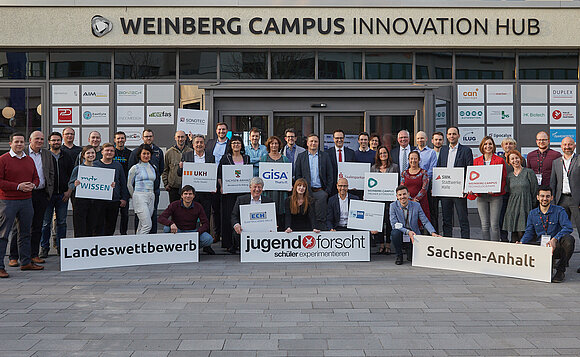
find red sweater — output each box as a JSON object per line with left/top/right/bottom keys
{"left": 467, "top": 154, "right": 507, "bottom": 199}
{"left": 0, "top": 153, "right": 40, "bottom": 200}
{"left": 158, "top": 200, "right": 209, "bottom": 234}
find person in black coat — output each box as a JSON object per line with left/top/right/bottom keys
{"left": 327, "top": 177, "right": 360, "bottom": 231}
{"left": 284, "top": 178, "right": 321, "bottom": 233}
{"left": 326, "top": 129, "right": 356, "bottom": 196}
{"left": 390, "top": 129, "right": 416, "bottom": 175}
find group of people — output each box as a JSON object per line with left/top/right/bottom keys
{"left": 0, "top": 123, "right": 577, "bottom": 282}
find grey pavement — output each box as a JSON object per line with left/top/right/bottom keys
{"left": 2, "top": 227, "right": 580, "bottom": 356}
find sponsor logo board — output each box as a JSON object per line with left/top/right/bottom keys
{"left": 75, "top": 166, "right": 115, "bottom": 200}
{"left": 457, "top": 85, "right": 484, "bottom": 103}
{"left": 117, "top": 106, "right": 145, "bottom": 125}
{"left": 259, "top": 162, "right": 292, "bottom": 191}
{"left": 364, "top": 172, "right": 398, "bottom": 201}
{"left": 550, "top": 84, "right": 576, "bottom": 104}
{"left": 52, "top": 85, "right": 79, "bottom": 104}
{"left": 181, "top": 162, "right": 218, "bottom": 192}
{"left": 457, "top": 106, "right": 484, "bottom": 125}
{"left": 52, "top": 106, "right": 79, "bottom": 125}
{"left": 486, "top": 84, "right": 513, "bottom": 104}
{"left": 116, "top": 127, "right": 143, "bottom": 147}
{"left": 464, "top": 165, "right": 503, "bottom": 193}
{"left": 521, "top": 106, "right": 547, "bottom": 124}
{"left": 337, "top": 162, "right": 371, "bottom": 190}
{"left": 81, "top": 85, "right": 109, "bottom": 103}
{"left": 550, "top": 127, "right": 577, "bottom": 144}
{"left": 486, "top": 106, "right": 513, "bottom": 124}
{"left": 432, "top": 167, "right": 465, "bottom": 197}
{"left": 117, "top": 85, "right": 144, "bottom": 104}
{"left": 81, "top": 106, "right": 109, "bottom": 125}
{"left": 146, "top": 106, "right": 174, "bottom": 125}
{"left": 458, "top": 126, "right": 484, "bottom": 146}
{"left": 549, "top": 106, "right": 576, "bottom": 125}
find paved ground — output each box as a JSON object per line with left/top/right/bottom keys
{"left": 2, "top": 228, "right": 580, "bottom": 357}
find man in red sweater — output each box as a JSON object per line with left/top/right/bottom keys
{"left": 0, "top": 133, "right": 44, "bottom": 278}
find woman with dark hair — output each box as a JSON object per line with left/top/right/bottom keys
{"left": 284, "top": 178, "right": 320, "bottom": 233}
{"left": 69, "top": 145, "right": 99, "bottom": 237}
{"left": 370, "top": 146, "right": 399, "bottom": 254}
{"left": 218, "top": 136, "right": 250, "bottom": 251}
{"left": 369, "top": 133, "right": 381, "bottom": 152}
{"left": 128, "top": 144, "right": 158, "bottom": 234}
{"left": 401, "top": 150, "right": 430, "bottom": 222}
{"left": 260, "top": 136, "right": 290, "bottom": 229}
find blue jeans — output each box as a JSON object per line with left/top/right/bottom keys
{"left": 476, "top": 194, "right": 503, "bottom": 242}
{"left": 41, "top": 193, "right": 68, "bottom": 249}
{"left": 162, "top": 226, "right": 213, "bottom": 248}
{"left": 0, "top": 199, "right": 33, "bottom": 269}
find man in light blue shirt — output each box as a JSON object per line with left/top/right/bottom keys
{"left": 415, "top": 131, "right": 437, "bottom": 180}
{"left": 246, "top": 127, "right": 268, "bottom": 177}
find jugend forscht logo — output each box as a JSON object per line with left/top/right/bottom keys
{"left": 92, "top": 15, "right": 113, "bottom": 37}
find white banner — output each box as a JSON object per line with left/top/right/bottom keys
{"left": 521, "top": 105, "right": 548, "bottom": 125}
{"left": 117, "top": 85, "right": 144, "bottom": 104}
{"left": 60, "top": 233, "right": 199, "bottom": 271}
{"left": 239, "top": 202, "right": 277, "bottom": 232}
{"left": 432, "top": 167, "right": 465, "bottom": 197}
{"left": 347, "top": 199, "right": 385, "bottom": 232}
{"left": 241, "top": 231, "right": 370, "bottom": 263}
{"left": 412, "top": 235, "right": 552, "bottom": 283}
{"left": 364, "top": 172, "right": 398, "bottom": 201}
{"left": 81, "top": 84, "right": 109, "bottom": 104}
{"left": 75, "top": 166, "right": 115, "bottom": 200}
{"left": 259, "top": 162, "right": 292, "bottom": 191}
{"left": 338, "top": 162, "right": 371, "bottom": 190}
{"left": 147, "top": 84, "right": 174, "bottom": 104}
{"left": 176, "top": 108, "right": 209, "bottom": 136}
{"left": 222, "top": 165, "right": 253, "bottom": 194}
{"left": 521, "top": 85, "right": 547, "bottom": 104}
{"left": 550, "top": 106, "right": 577, "bottom": 125}
{"left": 464, "top": 165, "right": 503, "bottom": 193}
{"left": 181, "top": 162, "right": 218, "bottom": 192}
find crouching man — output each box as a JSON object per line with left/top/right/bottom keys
{"left": 158, "top": 185, "right": 215, "bottom": 255}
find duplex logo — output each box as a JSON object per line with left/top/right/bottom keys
{"left": 469, "top": 171, "right": 480, "bottom": 181}
{"left": 57, "top": 108, "right": 73, "bottom": 123}
{"left": 367, "top": 178, "right": 378, "bottom": 188}
{"left": 262, "top": 169, "right": 288, "bottom": 180}
{"left": 250, "top": 212, "right": 267, "bottom": 220}
{"left": 91, "top": 15, "right": 113, "bottom": 37}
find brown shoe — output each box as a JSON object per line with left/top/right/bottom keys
{"left": 0, "top": 269, "right": 9, "bottom": 278}
{"left": 20, "top": 263, "right": 44, "bottom": 271}
{"left": 8, "top": 259, "right": 19, "bottom": 267}
{"left": 31, "top": 257, "right": 45, "bottom": 264}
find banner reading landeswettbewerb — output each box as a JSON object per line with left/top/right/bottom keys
{"left": 60, "top": 233, "right": 199, "bottom": 271}
{"left": 412, "top": 235, "right": 552, "bottom": 282}
{"left": 241, "top": 231, "right": 370, "bottom": 262}
{"left": 75, "top": 166, "right": 115, "bottom": 200}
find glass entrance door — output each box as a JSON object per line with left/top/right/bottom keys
{"left": 0, "top": 86, "right": 42, "bottom": 152}
{"left": 320, "top": 113, "right": 364, "bottom": 150}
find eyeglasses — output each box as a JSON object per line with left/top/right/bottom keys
{"left": 536, "top": 139, "right": 548, "bottom": 142}
{"left": 285, "top": 136, "right": 295, "bottom": 139}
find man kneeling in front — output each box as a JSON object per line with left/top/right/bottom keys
{"left": 390, "top": 185, "right": 441, "bottom": 265}
{"left": 519, "top": 186, "right": 575, "bottom": 283}
{"left": 158, "top": 185, "right": 215, "bottom": 255}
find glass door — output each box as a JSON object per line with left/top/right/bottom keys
{"left": 368, "top": 113, "right": 416, "bottom": 151}
{"left": 320, "top": 113, "right": 364, "bottom": 150}
{"left": 0, "top": 86, "right": 43, "bottom": 152}
{"left": 220, "top": 112, "right": 269, "bottom": 147}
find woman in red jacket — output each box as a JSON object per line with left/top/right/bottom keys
{"left": 468, "top": 136, "right": 507, "bottom": 242}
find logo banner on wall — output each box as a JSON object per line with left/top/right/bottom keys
{"left": 486, "top": 84, "right": 513, "bottom": 104}
{"left": 259, "top": 162, "right": 292, "bottom": 191}
{"left": 432, "top": 168, "right": 465, "bottom": 197}
{"left": 52, "top": 106, "right": 79, "bottom": 125}
{"left": 486, "top": 106, "right": 513, "bottom": 124}
{"left": 337, "top": 162, "right": 371, "bottom": 190}
{"left": 239, "top": 202, "right": 277, "bottom": 232}
{"left": 181, "top": 162, "right": 218, "bottom": 192}
{"left": 75, "top": 166, "right": 115, "bottom": 200}
{"left": 457, "top": 85, "right": 484, "bottom": 104}
{"left": 82, "top": 106, "right": 109, "bottom": 125}
{"left": 458, "top": 106, "right": 484, "bottom": 125}
{"left": 459, "top": 127, "right": 485, "bottom": 146}
{"left": 550, "top": 127, "right": 577, "bottom": 144}
{"left": 364, "top": 172, "right": 398, "bottom": 202}
{"left": 464, "top": 165, "right": 503, "bottom": 193}
{"left": 222, "top": 165, "right": 253, "bottom": 194}
{"left": 550, "top": 84, "right": 576, "bottom": 104}
{"left": 52, "top": 85, "right": 79, "bottom": 104}
{"left": 117, "top": 127, "right": 143, "bottom": 147}
{"left": 81, "top": 85, "right": 109, "bottom": 104}
{"left": 521, "top": 106, "right": 548, "bottom": 124}
{"left": 117, "top": 106, "right": 145, "bottom": 125}
{"left": 549, "top": 106, "right": 576, "bottom": 125}
{"left": 412, "top": 235, "right": 552, "bottom": 283}
{"left": 241, "top": 231, "right": 370, "bottom": 263}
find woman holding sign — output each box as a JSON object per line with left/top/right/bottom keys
{"left": 218, "top": 136, "right": 250, "bottom": 251}
{"left": 68, "top": 145, "right": 98, "bottom": 237}
{"left": 260, "top": 136, "right": 290, "bottom": 230}
{"left": 467, "top": 136, "right": 507, "bottom": 242}
{"left": 370, "top": 146, "right": 399, "bottom": 254}
{"left": 284, "top": 178, "right": 321, "bottom": 233}
{"left": 401, "top": 151, "right": 430, "bottom": 223}
{"left": 127, "top": 144, "right": 159, "bottom": 235}
{"left": 503, "top": 150, "right": 538, "bottom": 242}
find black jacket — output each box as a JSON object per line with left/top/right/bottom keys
{"left": 52, "top": 151, "right": 74, "bottom": 195}
{"left": 326, "top": 193, "right": 360, "bottom": 230}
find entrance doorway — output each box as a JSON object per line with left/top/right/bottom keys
{"left": 0, "top": 86, "right": 43, "bottom": 152}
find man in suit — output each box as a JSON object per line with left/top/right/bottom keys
{"left": 390, "top": 185, "right": 441, "bottom": 265}
{"left": 281, "top": 128, "right": 306, "bottom": 180}
{"left": 436, "top": 126, "right": 473, "bottom": 239}
{"left": 295, "top": 134, "right": 334, "bottom": 228}
{"left": 231, "top": 177, "right": 274, "bottom": 254}
{"left": 550, "top": 137, "right": 580, "bottom": 234}
{"left": 327, "top": 177, "right": 359, "bottom": 231}
{"left": 391, "top": 129, "right": 416, "bottom": 175}
{"left": 326, "top": 129, "right": 355, "bottom": 196}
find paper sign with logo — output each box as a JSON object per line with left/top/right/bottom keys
{"left": 147, "top": 106, "right": 174, "bottom": 125}
{"left": 464, "top": 165, "right": 503, "bottom": 194}
{"left": 521, "top": 106, "right": 548, "bottom": 124}
{"left": 81, "top": 106, "right": 109, "bottom": 125}
{"left": 81, "top": 85, "right": 109, "bottom": 104}
{"left": 549, "top": 106, "right": 576, "bottom": 125}
{"left": 259, "top": 162, "right": 292, "bottom": 191}
{"left": 550, "top": 84, "right": 576, "bottom": 104}
{"left": 117, "top": 106, "right": 144, "bottom": 125}
{"left": 239, "top": 202, "right": 277, "bottom": 232}
{"left": 432, "top": 167, "right": 465, "bottom": 198}
{"left": 457, "top": 106, "right": 484, "bottom": 125}
{"left": 117, "top": 85, "right": 144, "bottom": 104}
{"left": 60, "top": 233, "right": 199, "bottom": 271}
{"left": 457, "top": 85, "right": 484, "bottom": 104}
{"left": 347, "top": 199, "right": 385, "bottom": 232}
{"left": 458, "top": 126, "right": 485, "bottom": 146}
{"left": 52, "top": 106, "right": 79, "bottom": 125}
{"left": 412, "top": 235, "right": 552, "bottom": 283}
{"left": 364, "top": 172, "right": 398, "bottom": 201}
{"left": 241, "top": 231, "right": 370, "bottom": 263}
{"left": 222, "top": 165, "right": 253, "bottom": 194}
{"left": 337, "top": 162, "right": 371, "bottom": 190}
{"left": 486, "top": 106, "right": 513, "bottom": 124}
{"left": 52, "top": 85, "right": 79, "bottom": 104}
{"left": 486, "top": 84, "right": 513, "bottom": 103}
{"left": 75, "top": 166, "right": 115, "bottom": 200}
{"left": 181, "top": 162, "right": 218, "bottom": 192}
{"left": 550, "top": 127, "right": 577, "bottom": 144}
{"left": 176, "top": 108, "right": 209, "bottom": 136}
{"left": 117, "top": 127, "right": 143, "bottom": 147}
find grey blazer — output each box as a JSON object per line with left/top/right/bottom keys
{"left": 550, "top": 154, "right": 580, "bottom": 206}
{"left": 30, "top": 147, "right": 55, "bottom": 198}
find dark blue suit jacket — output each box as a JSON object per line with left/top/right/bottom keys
{"left": 326, "top": 146, "right": 356, "bottom": 195}
{"left": 326, "top": 193, "right": 360, "bottom": 230}
{"left": 295, "top": 150, "right": 334, "bottom": 195}
{"left": 436, "top": 143, "right": 473, "bottom": 169}
{"left": 391, "top": 145, "right": 416, "bottom": 174}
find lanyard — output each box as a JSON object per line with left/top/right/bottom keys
{"left": 536, "top": 151, "right": 547, "bottom": 174}
{"left": 539, "top": 212, "right": 550, "bottom": 234}
{"left": 563, "top": 156, "right": 573, "bottom": 176}
{"left": 403, "top": 207, "right": 409, "bottom": 227}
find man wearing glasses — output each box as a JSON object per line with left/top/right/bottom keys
{"left": 281, "top": 128, "right": 306, "bottom": 180}
{"left": 527, "top": 131, "right": 561, "bottom": 187}
{"left": 326, "top": 129, "right": 355, "bottom": 196}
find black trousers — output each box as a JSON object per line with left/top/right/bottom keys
{"left": 552, "top": 234, "right": 575, "bottom": 273}
{"left": 168, "top": 188, "right": 181, "bottom": 204}
{"left": 441, "top": 197, "right": 470, "bottom": 238}
{"left": 195, "top": 192, "right": 213, "bottom": 225}
{"left": 95, "top": 200, "right": 120, "bottom": 236}
{"left": 119, "top": 202, "right": 129, "bottom": 235}
{"left": 72, "top": 197, "right": 98, "bottom": 238}
{"left": 10, "top": 189, "right": 48, "bottom": 259}
{"left": 427, "top": 186, "right": 439, "bottom": 234}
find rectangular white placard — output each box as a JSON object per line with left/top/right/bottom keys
{"left": 81, "top": 127, "right": 109, "bottom": 146}
{"left": 347, "top": 199, "right": 385, "bottom": 232}
{"left": 412, "top": 235, "right": 552, "bottom": 283}
{"left": 81, "top": 85, "right": 109, "bottom": 104}
{"left": 486, "top": 106, "right": 513, "bottom": 124}
{"left": 221, "top": 165, "right": 253, "bottom": 194}
{"left": 432, "top": 167, "right": 465, "bottom": 198}
{"left": 117, "top": 106, "right": 145, "bottom": 125}
{"left": 60, "top": 233, "right": 199, "bottom": 271}
{"left": 435, "top": 100, "right": 447, "bottom": 126}
{"left": 52, "top": 85, "right": 79, "bottom": 104}
{"left": 239, "top": 202, "right": 277, "bottom": 232}
{"left": 52, "top": 106, "right": 79, "bottom": 125}
{"left": 486, "top": 84, "right": 513, "bottom": 103}
{"left": 147, "top": 84, "right": 174, "bottom": 104}
{"left": 117, "top": 127, "right": 143, "bottom": 147}
{"left": 457, "top": 85, "right": 484, "bottom": 103}
{"left": 337, "top": 162, "right": 371, "bottom": 190}
{"left": 549, "top": 106, "right": 577, "bottom": 125}
{"left": 364, "top": 172, "right": 398, "bottom": 201}
{"left": 550, "top": 84, "right": 576, "bottom": 104}
{"left": 457, "top": 106, "right": 484, "bottom": 125}
{"left": 521, "top": 85, "right": 547, "bottom": 104}
{"left": 75, "top": 166, "right": 115, "bottom": 200}
{"left": 147, "top": 105, "right": 174, "bottom": 125}
{"left": 181, "top": 162, "right": 218, "bottom": 192}
{"left": 486, "top": 127, "right": 514, "bottom": 144}
{"left": 259, "top": 162, "right": 292, "bottom": 191}
{"left": 459, "top": 126, "right": 485, "bottom": 146}
{"left": 117, "top": 85, "right": 145, "bottom": 104}
{"left": 241, "top": 231, "right": 370, "bottom": 263}
{"left": 81, "top": 106, "right": 109, "bottom": 125}
{"left": 521, "top": 105, "right": 548, "bottom": 124}
{"left": 176, "top": 108, "right": 209, "bottom": 136}
{"left": 464, "top": 165, "right": 503, "bottom": 193}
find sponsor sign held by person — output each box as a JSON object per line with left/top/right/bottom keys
{"left": 176, "top": 108, "right": 209, "bottom": 136}
{"left": 337, "top": 162, "right": 371, "bottom": 190}
{"left": 75, "top": 166, "right": 115, "bottom": 200}
{"left": 181, "top": 162, "right": 218, "bottom": 192}
{"left": 464, "top": 165, "right": 502, "bottom": 193}
{"left": 222, "top": 165, "right": 253, "bottom": 193}
{"left": 259, "top": 162, "right": 292, "bottom": 191}
{"left": 432, "top": 167, "right": 465, "bottom": 197}
{"left": 239, "top": 202, "right": 277, "bottom": 232}
{"left": 347, "top": 199, "right": 385, "bottom": 231}
{"left": 364, "top": 172, "right": 398, "bottom": 201}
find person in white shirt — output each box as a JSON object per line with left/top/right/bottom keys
{"left": 550, "top": 137, "right": 580, "bottom": 238}
{"left": 326, "top": 178, "right": 360, "bottom": 231}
